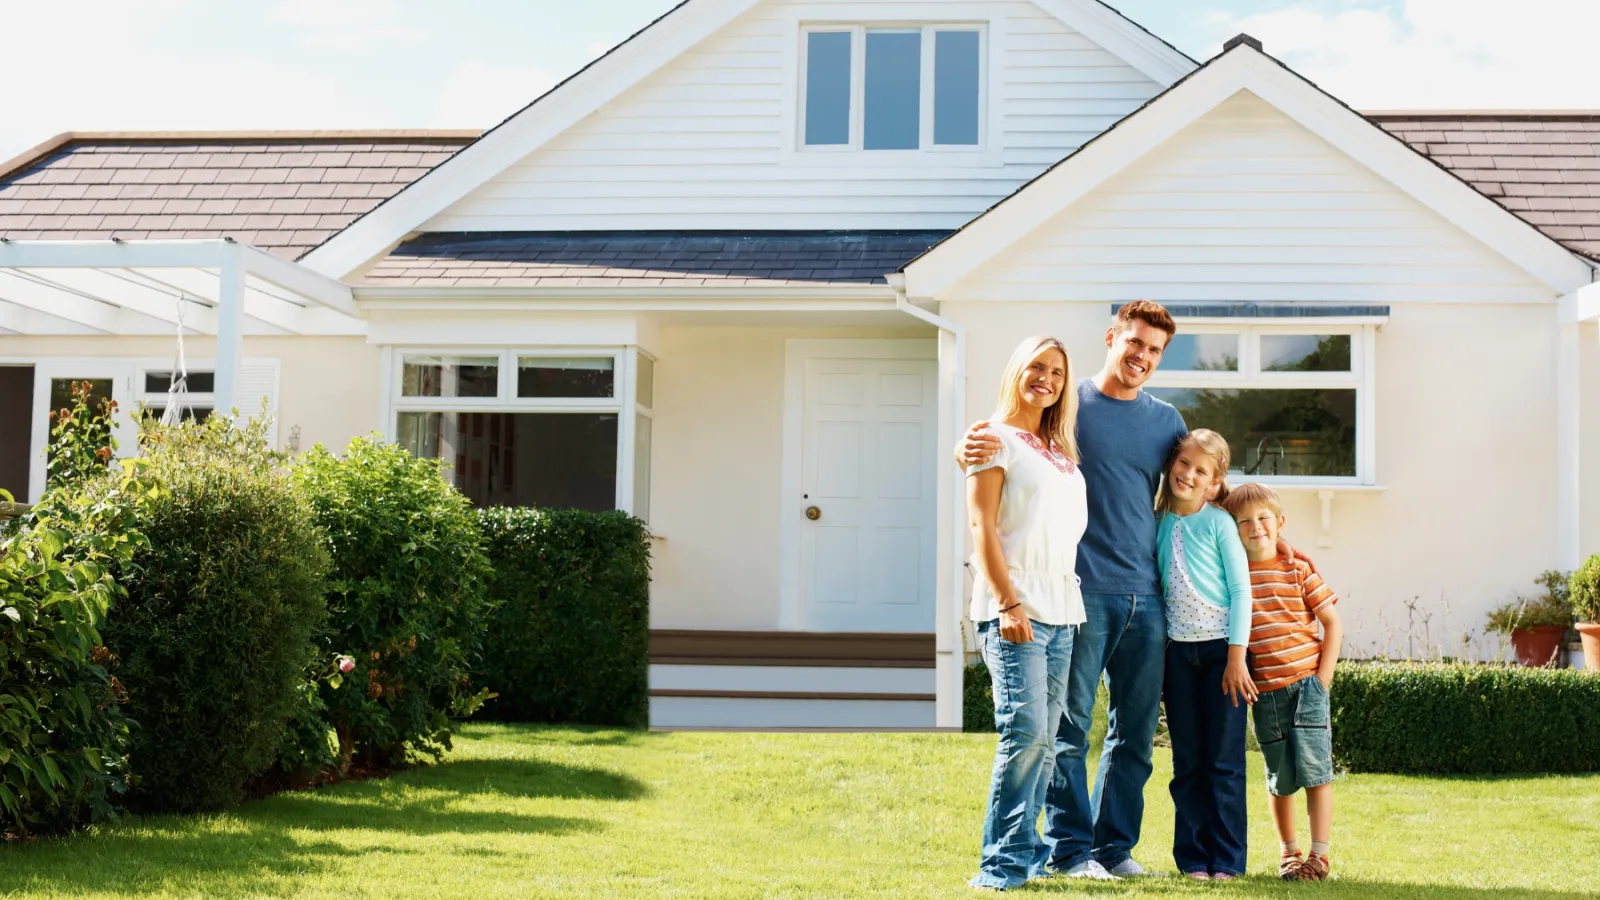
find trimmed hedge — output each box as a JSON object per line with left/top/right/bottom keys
{"left": 475, "top": 507, "right": 650, "bottom": 727}
{"left": 1331, "top": 662, "right": 1600, "bottom": 775}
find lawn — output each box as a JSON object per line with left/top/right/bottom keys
{"left": 1, "top": 724, "right": 1596, "bottom": 899}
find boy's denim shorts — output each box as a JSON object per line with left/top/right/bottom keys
{"left": 1251, "top": 674, "right": 1334, "bottom": 796}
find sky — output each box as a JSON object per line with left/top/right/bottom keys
{"left": 4, "top": 0, "right": 1600, "bottom": 163}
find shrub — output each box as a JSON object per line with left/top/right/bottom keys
{"left": 476, "top": 507, "right": 650, "bottom": 727}
{"left": 293, "top": 437, "right": 493, "bottom": 772}
{"left": 1, "top": 385, "right": 139, "bottom": 837}
{"left": 963, "top": 663, "right": 993, "bottom": 733}
{"left": 101, "top": 415, "right": 328, "bottom": 813}
{"left": 1486, "top": 570, "right": 1573, "bottom": 634}
{"left": 1571, "top": 556, "right": 1600, "bottom": 624}
{"left": 1331, "top": 662, "right": 1600, "bottom": 774}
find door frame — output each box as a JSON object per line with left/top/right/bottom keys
{"left": 22, "top": 358, "right": 138, "bottom": 503}
{"left": 777, "top": 338, "right": 939, "bottom": 631}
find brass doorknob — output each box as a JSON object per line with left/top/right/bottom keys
{"left": 805, "top": 506, "right": 822, "bottom": 521}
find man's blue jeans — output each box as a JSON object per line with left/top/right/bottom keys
{"left": 1043, "top": 592, "right": 1166, "bottom": 871}
{"left": 971, "top": 618, "right": 1075, "bottom": 890}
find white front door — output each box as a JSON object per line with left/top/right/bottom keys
{"left": 28, "top": 361, "right": 138, "bottom": 503}
{"left": 798, "top": 353, "right": 937, "bottom": 632}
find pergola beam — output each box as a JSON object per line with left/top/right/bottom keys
{"left": 0, "top": 297, "right": 104, "bottom": 335}
{"left": 0, "top": 269, "right": 167, "bottom": 333}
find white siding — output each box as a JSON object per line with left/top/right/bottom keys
{"left": 424, "top": 0, "right": 1162, "bottom": 232}
{"left": 948, "top": 91, "right": 1558, "bottom": 304}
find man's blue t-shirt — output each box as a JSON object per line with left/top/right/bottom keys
{"left": 1073, "top": 379, "right": 1188, "bottom": 596}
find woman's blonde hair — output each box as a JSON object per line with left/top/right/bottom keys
{"left": 1155, "top": 428, "right": 1233, "bottom": 513}
{"left": 995, "top": 335, "right": 1079, "bottom": 462}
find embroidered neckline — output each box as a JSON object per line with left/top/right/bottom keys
{"left": 1014, "top": 430, "right": 1076, "bottom": 475}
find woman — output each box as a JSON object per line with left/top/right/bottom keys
{"left": 967, "top": 335, "right": 1088, "bottom": 891}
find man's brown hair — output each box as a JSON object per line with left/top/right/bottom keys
{"left": 1113, "top": 299, "right": 1177, "bottom": 339}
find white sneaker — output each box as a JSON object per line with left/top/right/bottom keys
{"left": 1060, "top": 860, "right": 1121, "bottom": 881}
{"left": 1108, "top": 859, "right": 1167, "bottom": 877}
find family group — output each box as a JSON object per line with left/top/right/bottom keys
{"left": 962, "top": 301, "right": 1345, "bottom": 889}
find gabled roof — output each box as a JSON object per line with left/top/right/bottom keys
{"left": 902, "top": 37, "right": 1595, "bottom": 299}
{"left": 299, "top": 0, "right": 1198, "bottom": 280}
{"left": 1368, "top": 111, "right": 1600, "bottom": 260}
{"left": 0, "top": 131, "right": 475, "bottom": 260}
{"left": 359, "top": 231, "right": 952, "bottom": 287}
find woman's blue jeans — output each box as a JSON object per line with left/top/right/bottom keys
{"left": 971, "top": 618, "right": 1075, "bottom": 890}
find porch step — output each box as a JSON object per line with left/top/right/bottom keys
{"left": 649, "top": 694, "right": 938, "bottom": 730}
{"left": 649, "top": 629, "right": 936, "bottom": 668}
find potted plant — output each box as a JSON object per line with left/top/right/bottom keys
{"left": 1486, "top": 571, "right": 1573, "bottom": 667}
{"left": 1570, "top": 555, "right": 1600, "bottom": 672}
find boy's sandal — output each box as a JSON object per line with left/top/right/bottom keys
{"left": 1297, "top": 854, "right": 1331, "bottom": 881}
{"left": 1279, "top": 852, "right": 1305, "bottom": 881}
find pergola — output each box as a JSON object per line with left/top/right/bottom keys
{"left": 0, "top": 239, "right": 360, "bottom": 412}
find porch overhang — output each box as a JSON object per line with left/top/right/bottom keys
{"left": 0, "top": 238, "right": 362, "bottom": 413}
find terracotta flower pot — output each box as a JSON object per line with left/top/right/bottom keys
{"left": 1577, "top": 622, "right": 1600, "bottom": 672}
{"left": 1510, "top": 625, "right": 1567, "bottom": 668}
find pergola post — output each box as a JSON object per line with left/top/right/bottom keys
{"left": 1557, "top": 282, "right": 1600, "bottom": 571}
{"left": 213, "top": 244, "right": 245, "bottom": 419}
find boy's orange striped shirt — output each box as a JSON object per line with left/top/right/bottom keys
{"left": 1246, "top": 554, "right": 1337, "bottom": 692}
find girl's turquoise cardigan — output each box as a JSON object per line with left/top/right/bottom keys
{"left": 1155, "top": 502, "right": 1253, "bottom": 646}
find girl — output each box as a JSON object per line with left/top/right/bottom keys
{"left": 966, "top": 336, "right": 1088, "bottom": 891}
{"left": 1154, "top": 429, "right": 1256, "bottom": 881}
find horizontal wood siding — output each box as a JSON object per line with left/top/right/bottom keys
{"left": 424, "top": 0, "right": 1162, "bottom": 232}
{"left": 948, "top": 92, "right": 1557, "bottom": 304}
{"left": 650, "top": 629, "right": 937, "bottom": 667}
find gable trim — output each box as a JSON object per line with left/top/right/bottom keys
{"left": 903, "top": 42, "right": 1593, "bottom": 300}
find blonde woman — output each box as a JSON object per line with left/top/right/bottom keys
{"left": 967, "top": 336, "right": 1088, "bottom": 891}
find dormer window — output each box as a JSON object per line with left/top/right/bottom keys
{"left": 801, "top": 25, "right": 984, "bottom": 152}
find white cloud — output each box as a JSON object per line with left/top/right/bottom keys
{"left": 1205, "top": 0, "right": 1600, "bottom": 109}
{"left": 430, "top": 61, "right": 563, "bottom": 130}
{"left": 268, "top": 0, "right": 427, "bottom": 52}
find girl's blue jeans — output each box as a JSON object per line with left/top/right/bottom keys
{"left": 1163, "top": 637, "right": 1249, "bottom": 876}
{"left": 971, "top": 618, "right": 1075, "bottom": 890}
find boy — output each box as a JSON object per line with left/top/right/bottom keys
{"left": 1221, "top": 484, "right": 1343, "bottom": 882}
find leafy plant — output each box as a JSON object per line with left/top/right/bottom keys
{"left": 1570, "top": 555, "right": 1600, "bottom": 624}
{"left": 292, "top": 437, "right": 494, "bottom": 773}
{"left": 1485, "top": 570, "right": 1574, "bottom": 634}
{"left": 0, "top": 383, "right": 140, "bottom": 837}
{"left": 102, "top": 414, "right": 329, "bottom": 813}
{"left": 476, "top": 507, "right": 649, "bottom": 727}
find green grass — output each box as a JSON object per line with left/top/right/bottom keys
{"left": 2, "top": 724, "right": 1597, "bottom": 899}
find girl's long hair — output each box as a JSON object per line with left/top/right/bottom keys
{"left": 1155, "top": 428, "right": 1233, "bottom": 513}
{"left": 994, "top": 335, "right": 1079, "bottom": 462}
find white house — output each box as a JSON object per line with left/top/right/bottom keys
{"left": 2, "top": 1, "right": 1597, "bottom": 731}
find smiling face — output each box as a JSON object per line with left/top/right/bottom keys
{"left": 1103, "top": 319, "right": 1170, "bottom": 393}
{"left": 1017, "top": 347, "right": 1068, "bottom": 411}
{"left": 1233, "top": 502, "right": 1285, "bottom": 562}
{"left": 1167, "top": 444, "right": 1224, "bottom": 509}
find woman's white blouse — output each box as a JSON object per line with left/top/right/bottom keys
{"left": 967, "top": 424, "right": 1089, "bottom": 627}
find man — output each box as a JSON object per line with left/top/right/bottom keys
{"left": 960, "top": 300, "right": 1185, "bottom": 880}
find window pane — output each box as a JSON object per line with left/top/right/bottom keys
{"left": 402, "top": 355, "right": 498, "bottom": 398}
{"left": 805, "top": 31, "right": 852, "bottom": 146}
{"left": 634, "top": 413, "right": 652, "bottom": 524}
{"left": 144, "top": 371, "right": 215, "bottom": 393}
{"left": 1147, "top": 388, "right": 1357, "bottom": 477}
{"left": 636, "top": 354, "right": 654, "bottom": 409}
{"left": 398, "top": 411, "right": 617, "bottom": 511}
{"left": 1261, "top": 335, "right": 1352, "bottom": 372}
{"left": 141, "top": 406, "right": 213, "bottom": 425}
{"left": 516, "top": 357, "right": 614, "bottom": 399}
{"left": 1161, "top": 334, "right": 1239, "bottom": 372}
{"left": 934, "top": 30, "right": 980, "bottom": 145}
{"left": 865, "top": 30, "right": 921, "bottom": 150}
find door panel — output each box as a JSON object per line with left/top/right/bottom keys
{"left": 800, "top": 356, "right": 937, "bottom": 632}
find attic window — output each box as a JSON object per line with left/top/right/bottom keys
{"left": 801, "top": 25, "right": 984, "bottom": 152}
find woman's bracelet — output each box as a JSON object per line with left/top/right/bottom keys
{"left": 998, "top": 602, "right": 1022, "bottom": 613}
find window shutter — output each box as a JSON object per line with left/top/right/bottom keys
{"left": 236, "top": 358, "right": 282, "bottom": 448}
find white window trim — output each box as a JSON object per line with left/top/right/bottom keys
{"left": 1147, "top": 323, "right": 1377, "bottom": 486}
{"left": 785, "top": 18, "right": 1003, "bottom": 168}
{"left": 387, "top": 347, "right": 647, "bottom": 515}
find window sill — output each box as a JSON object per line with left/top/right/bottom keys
{"left": 1251, "top": 484, "right": 1385, "bottom": 549}
{"left": 780, "top": 147, "right": 1005, "bottom": 169}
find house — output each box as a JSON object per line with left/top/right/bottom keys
{"left": 2, "top": 1, "right": 1597, "bottom": 731}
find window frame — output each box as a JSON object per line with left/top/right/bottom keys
{"left": 387, "top": 347, "right": 648, "bottom": 514}
{"left": 137, "top": 366, "right": 217, "bottom": 419}
{"left": 1146, "top": 323, "right": 1377, "bottom": 486}
{"left": 796, "top": 22, "right": 991, "bottom": 157}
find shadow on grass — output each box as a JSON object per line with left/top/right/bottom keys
{"left": 1021, "top": 878, "right": 1599, "bottom": 898}
{"left": 0, "top": 755, "right": 646, "bottom": 897}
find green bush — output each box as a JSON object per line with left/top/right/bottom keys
{"left": 0, "top": 385, "right": 139, "bottom": 837}
{"left": 963, "top": 663, "right": 993, "bottom": 733}
{"left": 476, "top": 507, "right": 650, "bottom": 727}
{"left": 1571, "top": 556, "right": 1600, "bottom": 623}
{"left": 293, "top": 437, "right": 494, "bottom": 772}
{"left": 102, "top": 415, "right": 329, "bottom": 813}
{"left": 1331, "top": 662, "right": 1600, "bottom": 774}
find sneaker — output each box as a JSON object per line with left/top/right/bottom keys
{"left": 1280, "top": 852, "right": 1306, "bottom": 881}
{"left": 1060, "top": 860, "right": 1121, "bottom": 881}
{"left": 1107, "top": 859, "right": 1167, "bottom": 877}
{"left": 1298, "top": 853, "right": 1331, "bottom": 881}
